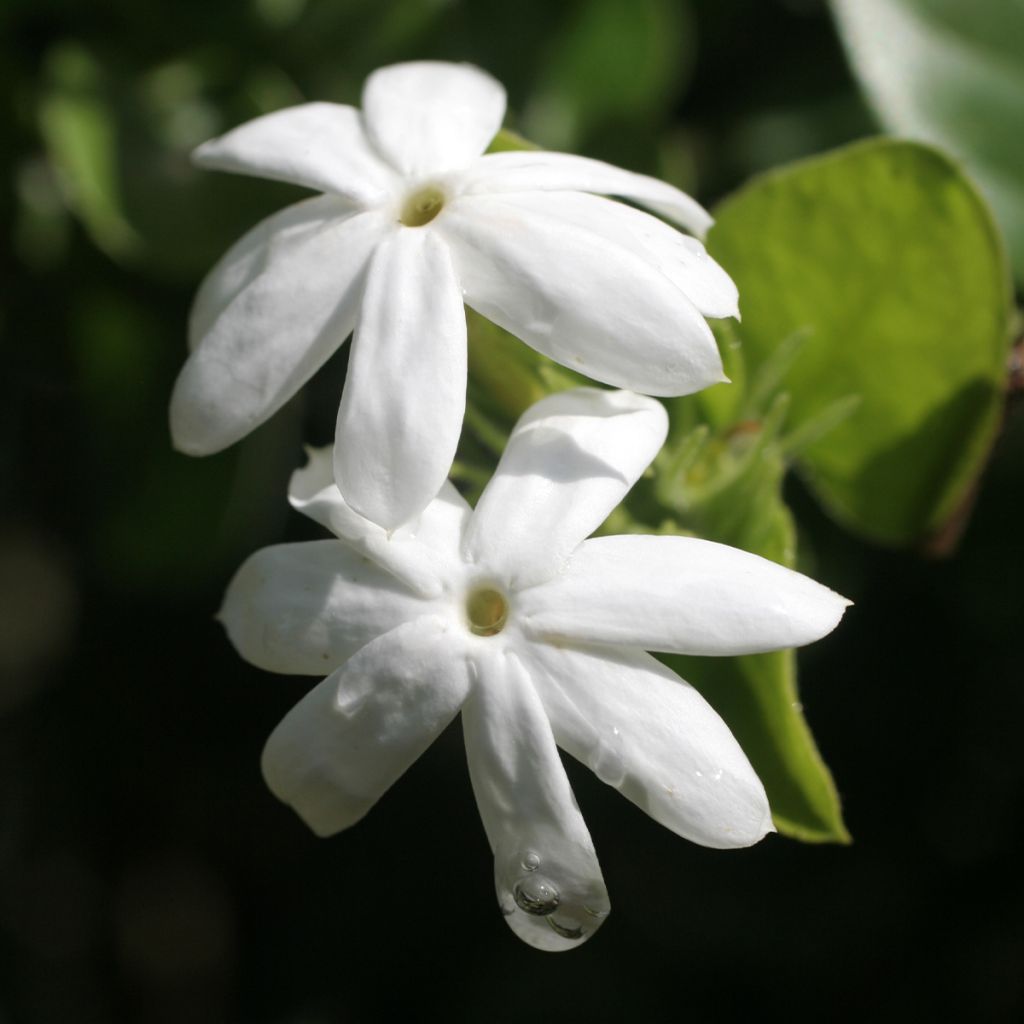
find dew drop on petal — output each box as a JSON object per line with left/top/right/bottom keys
{"left": 520, "top": 851, "right": 540, "bottom": 873}
{"left": 513, "top": 875, "right": 560, "bottom": 917}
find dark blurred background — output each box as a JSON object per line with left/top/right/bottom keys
{"left": 3, "top": 0, "right": 1023, "bottom": 1020}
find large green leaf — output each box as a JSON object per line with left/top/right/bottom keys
{"left": 831, "top": 0, "right": 1024, "bottom": 281}
{"left": 708, "top": 139, "right": 1011, "bottom": 546}
{"left": 658, "top": 421, "right": 849, "bottom": 843}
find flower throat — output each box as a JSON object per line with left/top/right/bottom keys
{"left": 400, "top": 185, "right": 445, "bottom": 227}
{"left": 466, "top": 587, "right": 508, "bottom": 637}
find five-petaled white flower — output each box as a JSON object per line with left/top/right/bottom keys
{"left": 171, "top": 60, "right": 739, "bottom": 530}
{"left": 219, "top": 388, "right": 848, "bottom": 951}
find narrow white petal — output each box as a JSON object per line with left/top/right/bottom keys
{"left": 219, "top": 541, "right": 426, "bottom": 675}
{"left": 289, "top": 446, "right": 469, "bottom": 599}
{"left": 334, "top": 228, "right": 467, "bottom": 530}
{"left": 462, "top": 388, "right": 667, "bottom": 588}
{"left": 524, "top": 642, "right": 772, "bottom": 849}
{"left": 438, "top": 192, "right": 724, "bottom": 395}
{"left": 463, "top": 646, "right": 609, "bottom": 951}
{"left": 463, "top": 150, "right": 713, "bottom": 237}
{"left": 170, "top": 203, "right": 387, "bottom": 455}
{"left": 520, "top": 535, "right": 851, "bottom": 656}
{"left": 502, "top": 192, "right": 737, "bottom": 319}
{"left": 262, "top": 616, "right": 471, "bottom": 837}
{"left": 192, "top": 102, "right": 399, "bottom": 205}
{"left": 361, "top": 61, "right": 506, "bottom": 177}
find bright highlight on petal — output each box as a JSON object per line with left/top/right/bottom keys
{"left": 333, "top": 227, "right": 467, "bottom": 531}
{"left": 361, "top": 61, "right": 507, "bottom": 177}
{"left": 461, "top": 388, "right": 668, "bottom": 587}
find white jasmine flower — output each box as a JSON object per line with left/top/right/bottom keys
{"left": 171, "top": 61, "right": 738, "bottom": 530}
{"left": 219, "top": 388, "right": 848, "bottom": 951}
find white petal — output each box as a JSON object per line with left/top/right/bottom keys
{"left": 464, "top": 150, "right": 713, "bottom": 237}
{"left": 333, "top": 228, "right": 467, "bottom": 530}
{"left": 361, "top": 62, "right": 506, "bottom": 177}
{"left": 523, "top": 642, "right": 773, "bottom": 849}
{"left": 218, "top": 540, "right": 426, "bottom": 675}
{"left": 289, "top": 446, "right": 469, "bottom": 599}
{"left": 462, "top": 388, "right": 667, "bottom": 588}
{"left": 520, "top": 535, "right": 851, "bottom": 656}
{"left": 170, "top": 202, "right": 387, "bottom": 455}
{"left": 262, "top": 616, "right": 471, "bottom": 837}
{"left": 438, "top": 192, "right": 724, "bottom": 395}
{"left": 500, "top": 191, "right": 737, "bottom": 319}
{"left": 192, "top": 102, "right": 398, "bottom": 205}
{"left": 462, "top": 646, "right": 608, "bottom": 951}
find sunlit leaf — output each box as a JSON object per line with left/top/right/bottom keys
{"left": 708, "top": 139, "right": 1011, "bottom": 546}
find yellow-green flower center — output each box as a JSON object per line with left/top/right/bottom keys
{"left": 466, "top": 587, "right": 509, "bottom": 637}
{"left": 400, "top": 185, "right": 446, "bottom": 227}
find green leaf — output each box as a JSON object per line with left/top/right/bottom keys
{"left": 708, "top": 139, "right": 1011, "bottom": 546}
{"left": 831, "top": 0, "right": 1024, "bottom": 280}
{"left": 658, "top": 427, "right": 849, "bottom": 843}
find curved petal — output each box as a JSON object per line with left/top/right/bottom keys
{"left": 523, "top": 641, "right": 772, "bottom": 849}
{"left": 171, "top": 204, "right": 387, "bottom": 455}
{"left": 499, "top": 192, "right": 737, "bottom": 319}
{"left": 262, "top": 615, "right": 471, "bottom": 837}
{"left": 218, "top": 540, "right": 427, "bottom": 676}
{"left": 334, "top": 228, "right": 467, "bottom": 530}
{"left": 520, "top": 535, "right": 851, "bottom": 656}
{"left": 361, "top": 61, "right": 506, "bottom": 177}
{"left": 187, "top": 194, "right": 340, "bottom": 348}
{"left": 463, "top": 150, "right": 713, "bottom": 237}
{"left": 462, "top": 646, "right": 609, "bottom": 951}
{"left": 461, "top": 388, "right": 667, "bottom": 588}
{"left": 192, "top": 102, "right": 399, "bottom": 205}
{"left": 438, "top": 192, "right": 725, "bottom": 395}
{"left": 289, "top": 446, "right": 469, "bottom": 598}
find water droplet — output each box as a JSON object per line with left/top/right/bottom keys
{"left": 520, "top": 852, "right": 540, "bottom": 872}
{"left": 513, "top": 876, "right": 560, "bottom": 916}
{"left": 591, "top": 726, "right": 625, "bottom": 787}
{"left": 546, "top": 917, "right": 584, "bottom": 940}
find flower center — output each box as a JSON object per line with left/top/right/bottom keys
{"left": 465, "top": 586, "right": 508, "bottom": 637}
{"left": 400, "top": 185, "right": 445, "bottom": 227}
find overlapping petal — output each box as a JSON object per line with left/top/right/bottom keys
{"left": 519, "top": 535, "right": 850, "bottom": 656}
{"left": 333, "top": 228, "right": 467, "bottom": 530}
{"left": 523, "top": 643, "right": 773, "bottom": 849}
{"left": 438, "top": 192, "right": 725, "bottom": 396}
{"left": 171, "top": 203, "right": 387, "bottom": 455}
{"left": 462, "top": 647, "right": 609, "bottom": 951}
{"left": 192, "top": 102, "right": 399, "bottom": 205}
{"left": 289, "top": 447, "right": 468, "bottom": 599}
{"left": 219, "top": 541, "right": 426, "bottom": 675}
{"left": 463, "top": 150, "right": 714, "bottom": 236}
{"left": 461, "top": 388, "right": 668, "bottom": 588}
{"left": 504, "top": 191, "right": 738, "bottom": 319}
{"left": 361, "top": 61, "right": 506, "bottom": 177}
{"left": 262, "top": 616, "right": 470, "bottom": 837}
